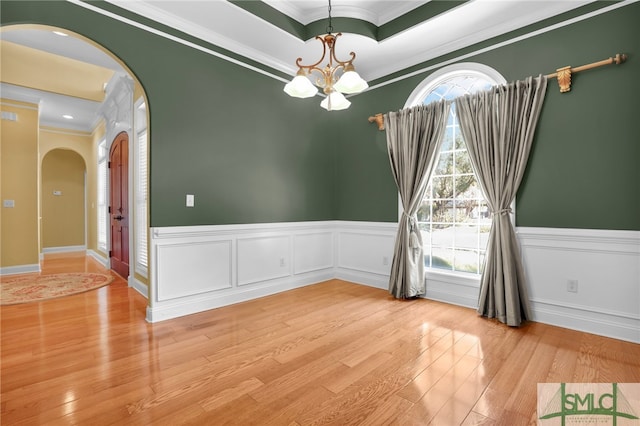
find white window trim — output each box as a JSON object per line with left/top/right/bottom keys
{"left": 402, "top": 62, "right": 513, "bottom": 280}
{"left": 134, "top": 97, "right": 149, "bottom": 278}
{"left": 404, "top": 62, "right": 507, "bottom": 108}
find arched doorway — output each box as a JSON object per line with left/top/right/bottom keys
{"left": 41, "top": 149, "right": 87, "bottom": 252}
{"left": 0, "top": 24, "right": 149, "bottom": 292}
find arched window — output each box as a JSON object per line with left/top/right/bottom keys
{"left": 406, "top": 63, "right": 506, "bottom": 275}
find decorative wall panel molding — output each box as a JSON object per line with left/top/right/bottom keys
{"left": 147, "top": 221, "right": 337, "bottom": 322}
{"left": 146, "top": 222, "right": 639, "bottom": 343}
{"left": 237, "top": 235, "right": 290, "bottom": 286}
{"left": 294, "top": 232, "right": 334, "bottom": 275}
{"left": 518, "top": 227, "right": 640, "bottom": 343}
{"left": 333, "top": 221, "right": 397, "bottom": 290}
{"left": 156, "top": 240, "right": 233, "bottom": 301}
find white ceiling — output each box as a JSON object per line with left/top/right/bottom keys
{"left": 1, "top": 0, "right": 597, "bottom": 131}
{"left": 263, "top": 0, "right": 429, "bottom": 25}
{"left": 105, "top": 0, "right": 595, "bottom": 82}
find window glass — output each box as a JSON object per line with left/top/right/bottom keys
{"left": 410, "top": 66, "right": 503, "bottom": 275}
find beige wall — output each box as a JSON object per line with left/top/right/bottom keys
{"left": 41, "top": 149, "right": 86, "bottom": 248}
{"left": 1, "top": 27, "right": 149, "bottom": 289}
{"left": 39, "top": 128, "right": 93, "bottom": 250}
{"left": 0, "top": 99, "right": 40, "bottom": 269}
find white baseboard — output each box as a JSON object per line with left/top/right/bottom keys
{"left": 130, "top": 276, "right": 149, "bottom": 298}
{"left": 0, "top": 263, "right": 40, "bottom": 276}
{"left": 531, "top": 298, "right": 639, "bottom": 343}
{"left": 42, "top": 245, "right": 86, "bottom": 254}
{"left": 146, "top": 270, "right": 333, "bottom": 322}
{"left": 335, "top": 268, "right": 389, "bottom": 290}
{"left": 87, "top": 249, "right": 109, "bottom": 268}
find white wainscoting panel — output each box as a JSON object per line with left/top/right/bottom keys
{"left": 146, "top": 222, "right": 639, "bottom": 343}
{"left": 334, "top": 222, "right": 397, "bottom": 289}
{"left": 157, "top": 240, "right": 232, "bottom": 301}
{"left": 518, "top": 227, "right": 640, "bottom": 343}
{"left": 147, "top": 222, "right": 336, "bottom": 322}
{"left": 237, "top": 235, "right": 290, "bottom": 286}
{"left": 294, "top": 232, "right": 333, "bottom": 275}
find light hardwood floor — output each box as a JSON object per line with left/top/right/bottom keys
{"left": 1, "top": 253, "right": 639, "bottom": 425}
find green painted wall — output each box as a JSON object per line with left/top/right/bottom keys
{"left": 2, "top": 1, "right": 638, "bottom": 231}
{"left": 331, "top": 2, "right": 640, "bottom": 231}
{"left": 1, "top": 0, "right": 336, "bottom": 227}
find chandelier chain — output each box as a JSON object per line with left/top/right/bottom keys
{"left": 326, "top": 0, "right": 333, "bottom": 34}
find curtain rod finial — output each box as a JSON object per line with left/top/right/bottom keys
{"left": 615, "top": 53, "right": 627, "bottom": 64}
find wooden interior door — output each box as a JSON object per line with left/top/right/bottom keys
{"left": 109, "top": 131, "right": 129, "bottom": 279}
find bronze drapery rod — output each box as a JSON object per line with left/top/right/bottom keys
{"left": 548, "top": 53, "right": 626, "bottom": 93}
{"left": 367, "top": 53, "right": 628, "bottom": 131}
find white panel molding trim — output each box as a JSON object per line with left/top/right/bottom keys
{"left": 518, "top": 227, "right": 640, "bottom": 343}
{"left": 147, "top": 221, "right": 338, "bottom": 322}
{"left": 334, "top": 221, "right": 397, "bottom": 290}
{"left": 147, "top": 222, "right": 639, "bottom": 343}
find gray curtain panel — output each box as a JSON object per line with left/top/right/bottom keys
{"left": 455, "top": 75, "right": 547, "bottom": 326}
{"left": 384, "top": 101, "right": 449, "bottom": 299}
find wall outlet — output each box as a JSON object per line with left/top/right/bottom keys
{"left": 567, "top": 279, "right": 578, "bottom": 293}
{"left": 279, "top": 257, "right": 285, "bottom": 267}
{"left": 186, "top": 194, "right": 194, "bottom": 207}
{"left": 383, "top": 256, "right": 389, "bottom": 265}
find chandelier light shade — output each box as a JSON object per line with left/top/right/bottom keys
{"left": 283, "top": 0, "right": 368, "bottom": 111}
{"left": 320, "top": 90, "right": 351, "bottom": 111}
{"left": 283, "top": 72, "right": 318, "bottom": 98}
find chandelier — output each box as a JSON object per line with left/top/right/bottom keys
{"left": 283, "top": 0, "right": 368, "bottom": 111}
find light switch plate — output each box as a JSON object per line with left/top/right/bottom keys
{"left": 186, "top": 194, "right": 194, "bottom": 207}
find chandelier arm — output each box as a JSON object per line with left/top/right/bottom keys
{"left": 284, "top": 0, "right": 366, "bottom": 109}
{"left": 295, "top": 35, "right": 330, "bottom": 73}
{"left": 329, "top": 33, "right": 356, "bottom": 68}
